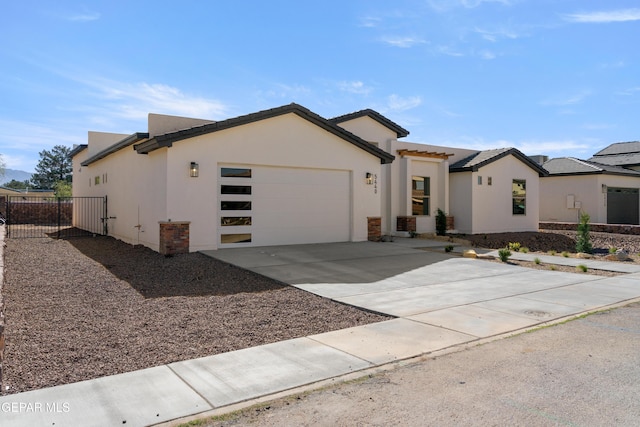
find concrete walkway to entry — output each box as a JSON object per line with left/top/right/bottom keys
{"left": 2, "top": 237, "right": 640, "bottom": 427}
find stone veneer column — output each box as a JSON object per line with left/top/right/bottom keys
{"left": 367, "top": 217, "right": 382, "bottom": 242}
{"left": 446, "top": 216, "right": 455, "bottom": 230}
{"left": 159, "top": 221, "right": 190, "bottom": 255}
{"left": 396, "top": 216, "right": 416, "bottom": 232}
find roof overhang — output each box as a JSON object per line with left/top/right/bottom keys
{"left": 396, "top": 149, "right": 453, "bottom": 160}
{"left": 81, "top": 133, "right": 149, "bottom": 166}
{"left": 134, "top": 103, "right": 396, "bottom": 164}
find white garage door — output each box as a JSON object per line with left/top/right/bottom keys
{"left": 218, "top": 165, "right": 351, "bottom": 247}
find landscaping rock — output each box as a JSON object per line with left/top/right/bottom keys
{"left": 463, "top": 249, "right": 477, "bottom": 259}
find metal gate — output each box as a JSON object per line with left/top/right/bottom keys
{"left": 4, "top": 196, "right": 107, "bottom": 238}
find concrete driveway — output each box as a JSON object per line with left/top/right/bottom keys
{"left": 4, "top": 237, "right": 640, "bottom": 427}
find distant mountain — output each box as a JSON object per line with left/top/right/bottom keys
{"left": 0, "top": 169, "right": 33, "bottom": 186}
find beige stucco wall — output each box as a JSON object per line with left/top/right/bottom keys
{"left": 148, "top": 113, "right": 215, "bottom": 138}
{"left": 540, "top": 174, "right": 640, "bottom": 223}
{"left": 449, "top": 172, "right": 472, "bottom": 233}
{"left": 450, "top": 156, "right": 540, "bottom": 234}
{"left": 73, "top": 143, "right": 168, "bottom": 250}
{"left": 335, "top": 116, "right": 398, "bottom": 145}
{"left": 87, "top": 132, "right": 130, "bottom": 158}
{"left": 166, "top": 113, "right": 383, "bottom": 251}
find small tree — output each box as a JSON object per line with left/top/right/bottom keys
{"left": 436, "top": 208, "right": 447, "bottom": 236}
{"left": 576, "top": 212, "right": 593, "bottom": 254}
{"left": 53, "top": 180, "right": 72, "bottom": 198}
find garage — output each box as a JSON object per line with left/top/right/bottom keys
{"left": 607, "top": 187, "right": 639, "bottom": 225}
{"left": 218, "top": 165, "right": 351, "bottom": 247}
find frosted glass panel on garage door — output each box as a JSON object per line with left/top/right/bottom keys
{"left": 250, "top": 167, "right": 351, "bottom": 245}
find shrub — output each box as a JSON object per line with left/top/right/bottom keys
{"left": 549, "top": 250, "right": 557, "bottom": 256}
{"left": 609, "top": 247, "right": 617, "bottom": 254}
{"left": 498, "top": 248, "right": 512, "bottom": 262}
{"left": 508, "top": 242, "right": 521, "bottom": 252}
{"left": 550, "top": 265, "right": 557, "bottom": 271}
{"left": 576, "top": 264, "right": 588, "bottom": 273}
{"left": 444, "top": 245, "right": 454, "bottom": 253}
{"left": 436, "top": 209, "right": 447, "bottom": 236}
{"left": 576, "top": 212, "right": 593, "bottom": 254}
{"left": 534, "top": 257, "right": 541, "bottom": 265}
{"left": 521, "top": 247, "right": 529, "bottom": 253}
{"left": 562, "top": 251, "right": 569, "bottom": 258}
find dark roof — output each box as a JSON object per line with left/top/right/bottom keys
{"left": 592, "top": 141, "right": 640, "bottom": 156}
{"left": 69, "top": 144, "right": 88, "bottom": 158}
{"left": 589, "top": 141, "right": 640, "bottom": 167}
{"left": 329, "top": 109, "right": 410, "bottom": 138}
{"left": 81, "top": 133, "right": 149, "bottom": 166}
{"left": 449, "top": 147, "right": 548, "bottom": 176}
{"left": 588, "top": 152, "right": 640, "bottom": 167}
{"left": 134, "top": 103, "right": 395, "bottom": 164}
{"left": 543, "top": 157, "right": 640, "bottom": 177}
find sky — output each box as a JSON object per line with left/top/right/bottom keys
{"left": 1, "top": 0, "right": 639, "bottom": 173}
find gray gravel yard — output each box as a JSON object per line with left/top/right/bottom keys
{"left": 1, "top": 236, "right": 389, "bottom": 395}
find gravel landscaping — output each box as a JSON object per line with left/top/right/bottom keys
{"left": 3, "top": 229, "right": 639, "bottom": 396}
{"left": 1, "top": 236, "right": 389, "bottom": 395}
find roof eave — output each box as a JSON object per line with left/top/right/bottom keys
{"left": 81, "top": 133, "right": 149, "bottom": 166}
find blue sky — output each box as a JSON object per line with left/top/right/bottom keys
{"left": 1, "top": 0, "right": 639, "bottom": 172}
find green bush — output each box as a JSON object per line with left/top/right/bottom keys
{"left": 534, "top": 257, "right": 541, "bottom": 265}
{"left": 562, "top": 251, "right": 569, "bottom": 258}
{"left": 436, "top": 209, "right": 447, "bottom": 236}
{"left": 609, "top": 247, "right": 617, "bottom": 254}
{"left": 498, "top": 248, "right": 512, "bottom": 262}
{"left": 508, "top": 242, "right": 521, "bottom": 252}
{"left": 576, "top": 264, "right": 588, "bottom": 273}
{"left": 521, "top": 247, "right": 529, "bottom": 253}
{"left": 576, "top": 212, "right": 593, "bottom": 254}
{"left": 444, "top": 245, "right": 454, "bottom": 253}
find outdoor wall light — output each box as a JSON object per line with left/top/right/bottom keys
{"left": 366, "top": 172, "right": 373, "bottom": 185}
{"left": 190, "top": 162, "right": 199, "bottom": 178}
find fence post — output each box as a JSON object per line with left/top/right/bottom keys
{"left": 103, "top": 196, "right": 108, "bottom": 235}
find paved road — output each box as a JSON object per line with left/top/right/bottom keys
{"left": 200, "top": 301, "right": 640, "bottom": 427}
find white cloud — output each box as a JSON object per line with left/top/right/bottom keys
{"left": 541, "top": 90, "right": 592, "bottom": 106}
{"left": 337, "top": 81, "right": 373, "bottom": 95}
{"left": 474, "top": 27, "right": 521, "bottom": 42}
{"left": 616, "top": 87, "right": 640, "bottom": 96}
{"left": 380, "top": 36, "right": 427, "bottom": 48}
{"left": 387, "top": 94, "right": 423, "bottom": 111}
{"left": 478, "top": 50, "right": 497, "bottom": 60}
{"left": 564, "top": 9, "right": 640, "bottom": 23}
{"left": 87, "top": 79, "right": 231, "bottom": 120}
{"left": 437, "top": 45, "right": 465, "bottom": 57}
{"left": 359, "top": 16, "right": 381, "bottom": 28}
{"left": 427, "top": 0, "right": 513, "bottom": 12}
{"left": 67, "top": 12, "right": 101, "bottom": 22}
{"left": 457, "top": 136, "right": 591, "bottom": 156}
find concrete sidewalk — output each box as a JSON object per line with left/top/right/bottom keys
{"left": 2, "top": 239, "right": 640, "bottom": 427}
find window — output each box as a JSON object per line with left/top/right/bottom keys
{"left": 478, "top": 176, "right": 482, "bottom": 185}
{"left": 221, "top": 201, "right": 251, "bottom": 210}
{"left": 221, "top": 217, "right": 252, "bottom": 226}
{"left": 94, "top": 176, "right": 100, "bottom": 185}
{"left": 412, "top": 176, "right": 430, "bottom": 216}
{"left": 221, "top": 185, "right": 252, "bottom": 195}
{"left": 221, "top": 233, "right": 252, "bottom": 244}
{"left": 488, "top": 177, "right": 492, "bottom": 186}
{"left": 221, "top": 167, "right": 251, "bottom": 178}
{"left": 512, "top": 179, "right": 526, "bottom": 215}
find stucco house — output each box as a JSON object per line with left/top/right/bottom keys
{"left": 540, "top": 157, "right": 640, "bottom": 225}
{"left": 72, "top": 103, "right": 546, "bottom": 253}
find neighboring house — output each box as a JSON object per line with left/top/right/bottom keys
{"left": 589, "top": 141, "right": 640, "bottom": 171}
{"left": 448, "top": 148, "right": 547, "bottom": 234}
{"left": 72, "top": 103, "right": 546, "bottom": 253}
{"left": 540, "top": 157, "right": 640, "bottom": 225}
